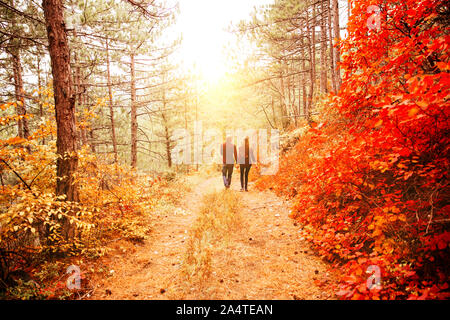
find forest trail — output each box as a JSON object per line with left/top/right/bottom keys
{"left": 90, "top": 173, "right": 338, "bottom": 300}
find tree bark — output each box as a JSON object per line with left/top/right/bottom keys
{"left": 271, "top": 95, "right": 277, "bottom": 128}
{"left": 37, "top": 56, "right": 45, "bottom": 145}
{"left": 106, "top": 38, "right": 118, "bottom": 163}
{"left": 160, "top": 75, "right": 172, "bottom": 168}
{"left": 7, "top": 0, "right": 29, "bottom": 139}
{"left": 320, "top": 0, "right": 328, "bottom": 93}
{"left": 287, "top": 66, "right": 291, "bottom": 117}
{"left": 42, "top": 0, "right": 79, "bottom": 202}
{"left": 291, "top": 72, "right": 298, "bottom": 126}
{"left": 332, "top": 0, "right": 342, "bottom": 90}
{"left": 300, "top": 31, "right": 308, "bottom": 117}
{"left": 279, "top": 71, "right": 289, "bottom": 129}
{"left": 327, "top": 0, "right": 337, "bottom": 92}
{"left": 130, "top": 52, "right": 138, "bottom": 168}
{"left": 306, "top": 5, "right": 315, "bottom": 119}
{"left": 11, "top": 49, "right": 29, "bottom": 139}
{"left": 72, "top": 34, "right": 87, "bottom": 148}
{"left": 162, "top": 113, "right": 172, "bottom": 168}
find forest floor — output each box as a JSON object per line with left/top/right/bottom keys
{"left": 89, "top": 173, "right": 339, "bottom": 300}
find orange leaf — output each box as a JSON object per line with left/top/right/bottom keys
{"left": 408, "top": 107, "right": 420, "bottom": 117}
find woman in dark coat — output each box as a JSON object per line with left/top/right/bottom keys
{"left": 238, "top": 136, "right": 256, "bottom": 192}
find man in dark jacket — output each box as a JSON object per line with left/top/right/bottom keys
{"left": 220, "top": 136, "right": 237, "bottom": 189}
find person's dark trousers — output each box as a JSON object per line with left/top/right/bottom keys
{"left": 222, "top": 164, "right": 234, "bottom": 187}
{"left": 240, "top": 164, "right": 252, "bottom": 190}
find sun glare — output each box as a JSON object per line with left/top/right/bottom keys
{"left": 176, "top": 0, "right": 271, "bottom": 83}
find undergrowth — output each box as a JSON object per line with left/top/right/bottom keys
{"left": 182, "top": 190, "right": 241, "bottom": 283}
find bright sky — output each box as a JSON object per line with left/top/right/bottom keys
{"left": 175, "top": 0, "right": 273, "bottom": 82}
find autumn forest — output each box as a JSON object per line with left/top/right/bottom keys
{"left": 0, "top": 0, "right": 449, "bottom": 301}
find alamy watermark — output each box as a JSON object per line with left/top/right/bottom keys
{"left": 66, "top": 265, "right": 81, "bottom": 290}
{"left": 171, "top": 122, "right": 280, "bottom": 175}
{"left": 367, "top": 5, "right": 381, "bottom": 31}
{"left": 366, "top": 265, "right": 382, "bottom": 290}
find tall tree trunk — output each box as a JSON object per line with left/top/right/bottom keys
{"left": 80, "top": 84, "right": 95, "bottom": 152}
{"left": 164, "top": 123, "right": 172, "bottom": 168}
{"left": 183, "top": 95, "right": 189, "bottom": 173}
{"left": 287, "top": 68, "right": 291, "bottom": 114}
{"left": 279, "top": 71, "right": 288, "bottom": 129}
{"left": 332, "top": 0, "right": 342, "bottom": 90}
{"left": 291, "top": 72, "right": 298, "bottom": 126}
{"left": 298, "top": 68, "right": 303, "bottom": 119}
{"left": 42, "top": 0, "right": 79, "bottom": 203}
{"left": 306, "top": 6, "right": 315, "bottom": 119}
{"left": 37, "top": 56, "right": 45, "bottom": 144}
{"left": 311, "top": 3, "right": 317, "bottom": 86}
{"left": 80, "top": 123, "right": 87, "bottom": 147}
{"left": 328, "top": 0, "right": 337, "bottom": 92}
{"left": 10, "top": 47, "right": 29, "bottom": 139}
{"left": 89, "top": 127, "right": 96, "bottom": 153}
{"left": 271, "top": 95, "right": 277, "bottom": 128}
{"left": 72, "top": 35, "right": 87, "bottom": 148}
{"left": 106, "top": 38, "right": 118, "bottom": 163}
{"left": 161, "top": 77, "right": 172, "bottom": 168}
{"left": 162, "top": 111, "right": 172, "bottom": 168}
{"left": 287, "top": 65, "right": 296, "bottom": 126}
{"left": 301, "top": 33, "right": 308, "bottom": 117}
{"left": 8, "top": 0, "right": 29, "bottom": 139}
{"left": 130, "top": 53, "right": 137, "bottom": 168}
{"left": 320, "top": 0, "right": 328, "bottom": 93}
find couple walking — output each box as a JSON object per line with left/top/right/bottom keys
{"left": 220, "top": 136, "right": 255, "bottom": 192}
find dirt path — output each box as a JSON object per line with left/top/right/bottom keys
{"left": 90, "top": 173, "right": 337, "bottom": 300}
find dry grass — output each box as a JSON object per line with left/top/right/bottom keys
{"left": 182, "top": 191, "right": 242, "bottom": 282}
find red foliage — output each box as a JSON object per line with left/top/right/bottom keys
{"left": 257, "top": 0, "right": 449, "bottom": 299}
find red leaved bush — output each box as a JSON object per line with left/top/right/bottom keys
{"left": 257, "top": 0, "right": 449, "bottom": 299}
